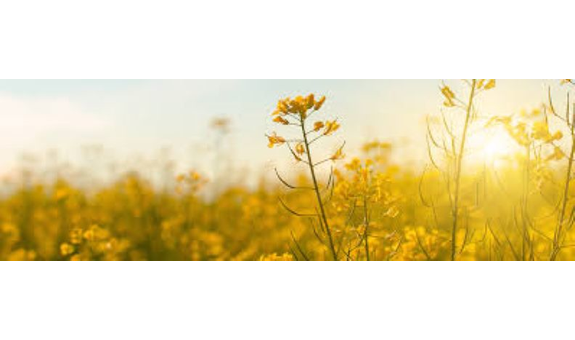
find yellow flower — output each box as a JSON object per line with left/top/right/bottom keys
{"left": 476, "top": 79, "right": 485, "bottom": 89}
{"left": 532, "top": 121, "right": 562, "bottom": 143}
{"left": 532, "top": 121, "right": 550, "bottom": 140}
{"left": 314, "top": 96, "right": 326, "bottom": 110}
{"left": 323, "top": 120, "right": 340, "bottom": 135}
{"left": 313, "top": 121, "right": 325, "bottom": 132}
{"left": 551, "top": 130, "right": 563, "bottom": 142}
{"left": 330, "top": 146, "right": 345, "bottom": 161}
{"left": 547, "top": 146, "right": 565, "bottom": 161}
{"left": 477, "top": 79, "right": 495, "bottom": 90}
{"left": 295, "top": 143, "right": 305, "bottom": 155}
{"left": 272, "top": 94, "right": 327, "bottom": 122}
{"left": 267, "top": 132, "right": 286, "bottom": 148}
{"left": 289, "top": 96, "right": 308, "bottom": 118}
{"left": 273, "top": 116, "right": 289, "bottom": 125}
{"left": 84, "top": 229, "right": 95, "bottom": 241}
{"left": 276, "top": 100, "right": 289, "bottom": 114}
{"left": 484, "top": 79, "right": 496, "bottom": 90}
{"left": 441, "top": 85, "right": 456, "bottom": 107}
{"left": 60, "top": 243, "right": 75, "bottom": 256}
{"left": 306, "top": 94, "right": 315, "bottom": 110}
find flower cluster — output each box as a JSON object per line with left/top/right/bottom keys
{"left": 487, "top": 108, "right": 563, "bottom": 149}
{"left": 267, "top": 94, "right": 340, "bottom": 153}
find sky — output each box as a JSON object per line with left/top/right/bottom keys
{"left": 0, "top": 79, "right": 561, "bottom": 182}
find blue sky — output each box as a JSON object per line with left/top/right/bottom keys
{"left": 0, "top": 80, "right": 558, "bottom": 180}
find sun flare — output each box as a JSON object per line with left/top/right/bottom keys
{"left": 469, "top": 127, "right": 517, "bottom": 165}
{"left": 483, "top": 132, "right": 515, "bottom": 160}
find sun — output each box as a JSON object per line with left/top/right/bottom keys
{"left": 483, "top": 133, "right": 512, "bottom": 160}
{"left": 468, "top": 127, "right": 517, "bottom": 165}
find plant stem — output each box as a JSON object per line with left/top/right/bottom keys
{"left": 451, "top": 79, "right": 476, "bottom": 261}
{"left": 363, "top": 195, "right": 370, "bottom": 261}
{"left": 300, "top": 116, "right": 338, "bottom": 260}
{"left": 551, "top": 125, "right": 575, "bottom": 261}
{"left": 521, "top": 144, "right": 531, "bottom": 261}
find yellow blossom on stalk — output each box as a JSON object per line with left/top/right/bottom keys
{"left": 441, "top": 85, "right": 456, "bottom": 107}
{"left": 295, "top": 143, "right": 305, "bottom": 155}
{"left": 323, "top": 120, "right": 340, "bottom": 135}
{"left": 547, "top": 146, "right": 565, "bottom": 161}
{"left": 306, "top": 94, "right": 315, "bottom": 109}
{"left": 273, "top": 116, "right": 289, "bottom": 125}
{"left": 277, "top": 99, "right": 289, "bottom": 114}
{"left": 267, "top": 132, "right": 286, "bottom": 148}
{"left": 485, "top": 79, "right": 496, "bottom": 90}
{"left": 314, "top": 96, "right": 326, "bottom": 110}
{"left": 330, "top": 146, "right": 345, "bottom": 161}
{"left": 476, "top": 79, "right": 496, "bottom": 90}
{"left": 60, "top": 243, "right": 75, "bottom": 256}
{"left": 532, "top": 121, "right": 563, "bottom": 143}
{"left": 288, "top": 96, "right": 308, "bottom": 118}
{"left": 266, "top": 93, "right": 344, "bottom": 260}
{"left": 270, "top": 94, "right": 329, "bottom": 122}
{"left": 484, "top": 79, "right": 496, "bottom": 90}
{"left": 477, "top": 79, "right": 485, "bottom": 89}
{"left": 532, "top": 121, "right": 551, "bottom": 140}
{"left": 551, "top": 131, "right": 563, "bottom": 141}
{"left": 561, "top": 79, "right": 573, "bottom": 85}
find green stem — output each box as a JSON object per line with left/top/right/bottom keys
{"left": 521, "top": 145, "right": 531, "bottom": 261}
{"left": 363, "top": 195, "right": 370, "bottom": 261}
{"left": 300, "top": 116, "right": 338, "bottom": 260}
{"left": 451, "top": 79, "right": 476, "bottom": 261}
{"left": 551, "top": 132, "right": 575, "bottom": 261}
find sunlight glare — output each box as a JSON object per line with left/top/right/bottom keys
{"left": 469, "top": 127, "right": 516, "bottom": 165}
